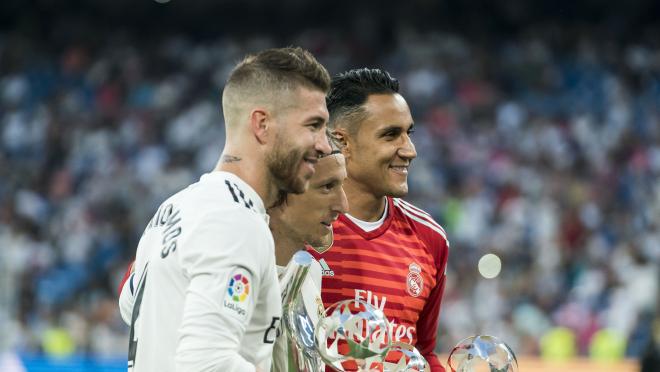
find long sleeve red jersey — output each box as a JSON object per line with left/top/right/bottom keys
{"left": 307, "top": 197, "right": 449, "bottom": 371}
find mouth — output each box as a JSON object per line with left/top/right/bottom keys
{"left": 303, "top": 153, "right": 320, "bottom": 167}
{"left": 304, "top": 156, "right": 318, "bottom": 165}
{"left": 320, "top": 218, "right": 336, "bottom": 230}
{"left": 389, "top": 165, "right": 409, "bottom": 175}
{"left": 320, "top": 213, "right": 340, "bottom": 229}
{"left": 301, "top": 156, "right": 318, "bottom": 174}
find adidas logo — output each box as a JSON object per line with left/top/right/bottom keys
{"left": 318, "top": 258, "right": 335, "bottom": 277}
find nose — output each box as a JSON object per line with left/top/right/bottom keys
{"left": 315, "top": 130, "right": 332, "bottom": 156}
{"left": 333, "top": 186, "right": 349, "bottom": 215}
{"left": 398, "top": 135, "right": 417, "bottom": 160}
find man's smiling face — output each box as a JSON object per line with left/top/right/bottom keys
{"left": 343, "top": 93, "right": 417, "bottom": 198}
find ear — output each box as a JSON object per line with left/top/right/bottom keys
{"left": 249, "top": 108, "right": 270, "bottom": 144}
{"left": 330, "top": 128, "right": 352, "bottom": 159}
{"left": 332, "top": 129, "right": 351, "bottom": 158}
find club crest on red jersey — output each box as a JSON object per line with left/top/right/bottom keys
{"left": 406, "top": 262, "right": 423, "bottom": 297}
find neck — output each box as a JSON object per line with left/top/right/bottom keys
{"left": 214, "top": 147, "right": 279, "bottom": 208}
{"left": 342, "top": 178, "right": 387, "bottom": 222}
{"left": 270, "top": 221, "right": 302, "bottom": 266}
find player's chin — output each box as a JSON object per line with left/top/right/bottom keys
{"left": 308, "top": 231, "right": 332, "bottom": 251}
{"left": 384, "top": 182, "right": 409, "bottom": 198}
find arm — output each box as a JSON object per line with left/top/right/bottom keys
{"left": 175, "top": 211, "right": 269, "bottom": 372}
{"left": 118, "top": 261, "right": 135, "bottom": 325}
{"left": 416, "top": 238, "right": 449, "bottom": 372}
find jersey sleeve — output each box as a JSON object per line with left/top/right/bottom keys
{"left": 416, "top": 235, "right": 449, "bottom": 372}
{"left": 175, "top": 210, "right": 272, "bottom": 372}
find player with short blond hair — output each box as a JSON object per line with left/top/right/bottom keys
{"left": 120, "top": 47, "right": 332, "bottom": 372}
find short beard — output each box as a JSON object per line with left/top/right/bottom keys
{"left": 267, "top": 136, "right": 307, "bottom": 195}
{"left": 308, "top": 229, "right": 333, "bottom": 254}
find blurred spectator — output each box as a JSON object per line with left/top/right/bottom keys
{"left": 1, "top": 16, "right": 659, "bottom": 363}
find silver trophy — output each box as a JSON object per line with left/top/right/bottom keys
{"left": 447, "top": 335, "right": 518, "bottom": 372}
{"left": 314, "top": 299, "right": 392, "bottom": 371}
{"left": 383, "top": 342, "right": 430, "bottom": 372}
{"left": 276, "top": 251, "right": 325, "bottom": 372}
{"left": 277, "top": 251, "right": 431, "bottom": 372}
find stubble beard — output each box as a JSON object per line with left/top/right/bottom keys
{"left": 308, "top": 228, "right": 333, "bottom": 254}
{"left": 267, "top": 138, "right": 308, "bottom": 195}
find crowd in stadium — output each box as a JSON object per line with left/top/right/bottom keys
{"left": 1, "top": 23, "right": 659, "bottom": 361}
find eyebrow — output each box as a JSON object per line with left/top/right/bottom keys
{"left": 313, "top": 175, "right": 341, "bottom": 186}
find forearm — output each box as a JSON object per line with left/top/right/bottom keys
{"left": 176, "top": 274, "right": 255, "bottom": 372}
{"left": 118, "top": 271, "right": 135, "bottom": 325}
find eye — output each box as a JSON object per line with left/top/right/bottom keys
{"left": 407, "top": 127, "right": 416, "bottom": 135}
{"left": 320, "top": 182, "right": 336, "bottom": 192}
{"left": 382, "top": 129, "right": 401, "bottom": 139}
{"left": 307, "top": 120, "right": 324, "bottom": 131}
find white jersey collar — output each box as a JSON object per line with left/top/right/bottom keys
{"left": 344, "top": 199, "right": 388, "bottom": 232}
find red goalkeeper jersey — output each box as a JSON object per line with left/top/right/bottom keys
{"left": 307, "top": 197, "right": 449, "bottom": 372}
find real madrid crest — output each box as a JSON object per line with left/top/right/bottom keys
{"left": 406, "top": 262, "right": 423, "bottom": 297}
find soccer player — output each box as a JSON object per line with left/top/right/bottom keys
{"left": 268, "top": 148, "right": 348, "bottom": 372}
{"left": 119, "top": 47, "right": 332, "bottom": 372}
{"left": 120, "top": 148, "right": 347, "bottom": 372}
{"left": 307, "top": 68, "right": 450, "bottom": 371}
{"left": 269, "top": 150, "right": 348, "bottom": 266}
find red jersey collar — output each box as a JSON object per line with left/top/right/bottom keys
{"left": 337, "top": 197, "right": 394, "bottom": 240}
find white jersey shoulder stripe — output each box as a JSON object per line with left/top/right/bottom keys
{"left": 393, "top": 199, "right": 447, "bottom": 235}
{"left": 395, "top": 204, "right": 448, "bottom": 241}
{"left": 396, "top": 199, "right": 446, "bottom": 234}
{"left": 395, "top": 198, "right": 432, "bottom": 218}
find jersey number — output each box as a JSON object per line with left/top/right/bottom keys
{"left": 128, "top": 264, "right": 148, "bottom": 369}
{"left": 263, "top": 317, "right": 281, "bottom": 344}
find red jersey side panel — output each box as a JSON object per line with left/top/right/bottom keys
{"left": 307, "top": 197, "right": 449, "bottom": 371}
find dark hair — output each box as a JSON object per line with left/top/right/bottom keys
{"left": 227, "top": 47, "right": 331, "bottom": 94}
{"left": 326, "top": 68, "right": 399, "bottom": 134}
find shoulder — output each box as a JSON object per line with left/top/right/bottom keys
{"left": 182, "top": 174, "right": 260, "bottom": 213}
{"left": 177, "top": 207, "right": 274, "bottom": 275}
{"left": 391, "top": 198, "right": 449, "bottom": 247}
{"left": 169, "top": 173, "right": 267, "bottom": 228}
{"left": 176, "top": 184, "right": 272, "bottom": 255}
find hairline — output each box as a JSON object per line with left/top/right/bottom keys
{"left": 330, "top": 92, "right": 402, "bottom": 137}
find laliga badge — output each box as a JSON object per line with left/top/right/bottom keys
{"left": 223, "top": 268, "right": 252, "bottom": 320}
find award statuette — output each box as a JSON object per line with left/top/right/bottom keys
{"left": 314, "top": 299, "right": 392, "bottom": 371}
{"left": 383, "top": 342, "right": 430, "bottom": 372}
{"left": 277, "top": 251, "right": 430, "bottom": 372}
{"left": 276, "top": 250, "right": 325, "bottom": 372}
{"left": 447, "top": 335, "right": 518, "bottom": 372}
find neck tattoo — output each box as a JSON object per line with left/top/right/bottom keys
{"left": 222, "top": 155, "right": 242, "bottom": 163}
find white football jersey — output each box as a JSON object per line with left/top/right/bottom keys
{"left": 271, "top": 258, "right": 324, "bottom": 372}
{"left": 119, "top": 171, "right": 281, "bottom": 372}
